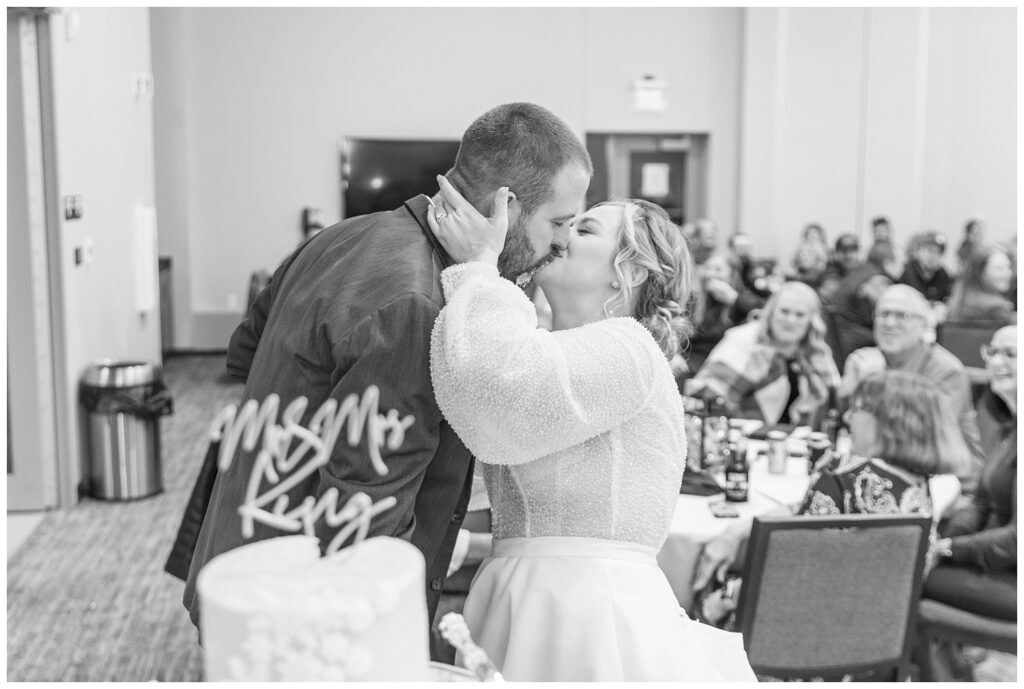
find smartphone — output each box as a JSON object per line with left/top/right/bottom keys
{"left": 709, "top": 501, "right": 739, "bottom": 518}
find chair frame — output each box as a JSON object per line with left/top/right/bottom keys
{"left": 735, "top": 513, "right": 933, "bottom": 681}
{"left": 914, "top": 598, "right": 1017, "bottom": 680}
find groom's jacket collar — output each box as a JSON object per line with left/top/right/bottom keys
{"left": 405, "top": 195, "right": 455, "bottom": 270}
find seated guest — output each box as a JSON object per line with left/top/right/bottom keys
{"left": 956, "top": 216, "right": 987, "bottom": 273}
{"left": 900, "top": 231, "right": 953, "bottom": 305}
{"left": 947, "top": 243, "right": 1017, "bottom": 326}
{"left": 689, "top": 281, "right": 839, "bottom": 426}
{"left": 789, "top": 242, "right": 830, "bottom": 290}
{"left": 685, "top": 251, "right": 763, "bottom": 374}
{"left": 787, "top": 223, "right": 830, "bottom": 288}
{"left": 920, "top": 325, "right": 1016, "bottom": 680}
{"left": 818, "top": 233, "right": 862, "bottom": 306}
{"left": 839, "top": 285, "right": 985, "bottom": 493}
{"left": 925, "top": 325, "right": 1016, "bottom": 620}
{"left": 726, "top": 231, "right": 753, "bottom": 262}
{"left": 871, "top": 215, "right": 893, "bottom": 245}
{"left": 683, "top": 217, "right": 719, "bottom": 266}
{"left": 796, "top": 222, "right": 829, "bottom": 261}
{"left": 727, "top": 232, "right": 774, "bottom": 301}
{"left": 694, "top": 370, "right": 967, "bottom": 628}
{"left": 828, "top": 248, "right": 893, "bottom": 363}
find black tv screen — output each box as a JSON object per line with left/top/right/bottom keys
{"left": 342, "top": 138, "right": 460, "bottom": 219}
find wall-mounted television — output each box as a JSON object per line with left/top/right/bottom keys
{"left": 341, "top": 138, "right": 460, "bottom": 219}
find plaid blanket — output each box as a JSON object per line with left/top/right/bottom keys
{"left": 691, "top": 321, "right": 840, "bottom": 424}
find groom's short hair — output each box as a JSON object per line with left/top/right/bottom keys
{"left": 448, "top": 103, "right": 592, "bottom": 217}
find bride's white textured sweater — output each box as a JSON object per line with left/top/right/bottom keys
{"left": 430, "top": 262, "right": 687, "bottom": 550}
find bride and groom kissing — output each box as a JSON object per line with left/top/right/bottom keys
{"left": 179, "top": 102, "right": 756, "bottom": 682}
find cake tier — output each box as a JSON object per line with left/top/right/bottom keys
{"left": 198, "top": 535, "right": 429, "bottom": 681}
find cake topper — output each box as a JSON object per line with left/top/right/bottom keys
{"left": 209, "top": 385, "right": 415, "bottom": 554}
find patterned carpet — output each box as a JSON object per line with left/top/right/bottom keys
{"left": 6, "top": 354, "right": 241, "bottom": 681}
{"left": 6, "top": 354, "right": 1018, "bottom": 681}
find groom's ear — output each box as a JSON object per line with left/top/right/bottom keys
{"left": 492, "top": 188, "right": 519, "bottom": 222}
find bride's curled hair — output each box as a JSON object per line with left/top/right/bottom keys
{"left": 601, "top": 199, "right": 694, "bottom": 359}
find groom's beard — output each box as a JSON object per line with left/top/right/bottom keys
{"left": 497, "top": 215, "right": 547, "bottom": 282}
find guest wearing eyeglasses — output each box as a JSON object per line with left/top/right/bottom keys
{"left": 921, "top": 325, "right": 1016, "bottom": 679}
{"left": 838, "top": 285, "right": 984, "bottom": 493}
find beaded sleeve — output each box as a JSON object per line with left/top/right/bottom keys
{"left": 430, "top": 262, "right": 663, "bottom": 466}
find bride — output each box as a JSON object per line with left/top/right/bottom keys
{"left": 428, "top": 176, "right": 756, "bottom": 682}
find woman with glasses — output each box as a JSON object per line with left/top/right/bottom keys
{"left": 925, "top": 325, "right": 1016, "bottom": 622}
{"left": 692, "top": 370, "right": 967, "bottom": 629}
{"left": 688, "top": 281, "right": 840, "bottom": 426}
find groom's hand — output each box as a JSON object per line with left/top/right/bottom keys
{"left": 446, "top": 528, "right": 471, "bottom": 578}
{"left": 428, "top": 175, "right": 509, "bottom": 267}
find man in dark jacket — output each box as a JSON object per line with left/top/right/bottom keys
{"left": 899, "top": 230, "right": 953, "bottom": 304}
{"left": 818, "top": 233, "right": 862, "bottom": 307}
{"left": 181, "top": 103, "right": 593, "bottom": 647}
{"left": 828, "top": 257, "right": 892, "bottom": 367}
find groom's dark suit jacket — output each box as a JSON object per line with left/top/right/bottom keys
{"left": 182, "top": 196, "right": 474, "bottom": 637}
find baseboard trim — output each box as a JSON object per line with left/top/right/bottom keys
{"left": 163, "top": 348, "right": 228, "bottom": 357}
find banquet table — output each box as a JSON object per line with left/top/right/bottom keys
{"left": 657, "top": 441, "right": 811, "bottom": 611}
{"left": 657, "top": 427, "right": 962, "bottom": 612}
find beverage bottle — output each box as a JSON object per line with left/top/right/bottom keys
{"left": 723, "top": 428, "right": 749, "bottom": 502}
{"left": 806, "top": 431, "right": 832, "bottom": 475}
{"left": 820, "top": 385, "right": 841, "bottom": 446}
{"left": 702, "top": 395, "right": 728, "bottom": 469}
{"left": 682, "top": 396, "right": 705, "bottom": 472}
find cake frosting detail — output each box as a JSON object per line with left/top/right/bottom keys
{"left": 199, "top": 536, "right": 430, "bottom": 681}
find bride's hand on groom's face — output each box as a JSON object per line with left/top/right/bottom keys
{"left": 428, "top": 175, "right": 509, "bottom": 267}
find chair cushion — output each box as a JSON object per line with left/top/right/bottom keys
{"left": 746, "top": 525, "right": 921, "bottom": 669}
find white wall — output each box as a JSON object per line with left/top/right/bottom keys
{"left": 150, "top": 7, "right": 745, "bottom": 348}
{"left": 918, "top": 9, "right": 1016, "bottom": 244}
{"left": 739, "top": 7, "right": 1016, "bottom": 259}
{"left": 583, "top": 8, "right": 743, "bottom": 231}
{"left": 48, "top": 8, "right": 162, "bottom": 499}
{"left": 151, "top": 8, "right": 194, "bottom": 349}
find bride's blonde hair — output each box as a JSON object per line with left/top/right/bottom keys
{"left": 600, "top": 199, "right": 694, "bottom": 359}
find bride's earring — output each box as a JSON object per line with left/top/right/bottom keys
{"left": 611, "top": 281, "right": 620, "bottom": 289}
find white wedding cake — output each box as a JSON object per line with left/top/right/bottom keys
{"left": 197, "top": 534, "right": 431, "bottom": 681}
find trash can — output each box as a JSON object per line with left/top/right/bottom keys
{"left": 81, "top": 360, "right": 173, "bottom": 500}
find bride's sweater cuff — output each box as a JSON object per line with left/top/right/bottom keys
{"left": 440, "top": 262, "right": 500, "bottom": 300}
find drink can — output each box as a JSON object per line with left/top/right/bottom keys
{"left": 807, "top": 432, "right": 831, "bottom": 474}
{"left": 767, "top": 430, "right": 788, "bottom": 474}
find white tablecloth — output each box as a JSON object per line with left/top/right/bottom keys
{"left": 657, "top": 451, "right": 810, "bottom": 611}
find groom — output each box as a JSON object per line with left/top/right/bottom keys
{"left": 181, "top": 103, "right": 593, "bottom": 646}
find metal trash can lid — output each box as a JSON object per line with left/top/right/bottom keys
{"left": 82, "top": 360, "right": 162, "bottom": 388}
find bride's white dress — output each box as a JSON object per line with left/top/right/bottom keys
{"left": 430, "top": 262, "right": 756, "bottom": 682}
